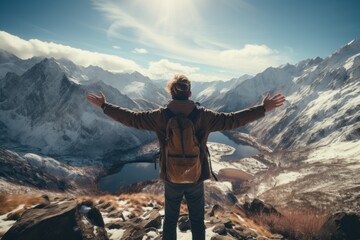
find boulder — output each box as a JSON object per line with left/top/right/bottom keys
{"left": 225, "top": 192, "right": 238, "bottom": 205}
{"left": 210, "top": 204, "right": 225, "bottom": 217}
{"left": 227, "top": 229, "right": 245, "bottom": 239}
{"left": 6, "top": 208, "right": 26, "bottom": 221}
{"left": 319, "top": 212, "right": 360, "bottom": 240}
{"left": 221, "top": 219, "right": 235, "bottom": 229}
{"left": 142, "top": 210, "right": 162, "bottom": 229}
{"left": 121, "top": 224, "right": 145, "bottom": 240}
{"left": 2, "top": 201, "right": 82, "bottom": 240}
{"left": 107, "top": 209, "right": 124, "bottom": 218}
{"left": 178, "top": 215, "right": 191, "bottom": 231}
{"left": 213, "top": 223, "right": 227, "bottom": 235}
{"left": 86, "top": 206, "right": 105, "bottom": 227}
{"left": 228, "top": 228, "right": 257, "bottom": 239}
{"left": 243, "top": 198, "right": 280, "bottom": 216}
{"left": 106, "top": 220, "right": 127, "bottom": 230}
{"left": 2, "top": 201, "right": 108, "bottom": 240}
{"left": 210, "top": 235, "right": 236, "bottom": 240}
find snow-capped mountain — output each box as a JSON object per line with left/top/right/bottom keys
{"left": 192, "top": 75, "right": 252, "bottom": 103}
{"left": 0, "top": 49, "right": 42, "bottom": 78}
{"left": 0, "top": 50, "right": 169, "bottom": 107}
{"left": 205, "top": 40, "right": 360, "bottom": 152}
{"left": 55, "top": 58, "right": 169, "bottom": 106}
{"left": 0, "top": 58, "right": 155, "bottom": 158}
{"left": 152, "top": 75, "right": 252, "bottom": 104}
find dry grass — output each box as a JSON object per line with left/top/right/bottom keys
{"left": 253, "top": 209, "right": 327, "bottom": 240}
{"left": 77, "top": 193, "right": 165, "bottom": 209}
{"left": 0, "top": 195, "right": 45, "bottom": 215}
{"left": 231, "top": 204, "right": 273, "bottom": 237}
{"left": 117, "top": 193, "right": 164, "bottom": 206}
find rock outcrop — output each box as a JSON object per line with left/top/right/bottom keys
{"left": 0, "top": 194, "right": 290, "bottom": 239}
{"left": 319, "top": 212, "right": 360, "bottom": 240}
{"left": 2, "top": 201, "right": 108, "bottom": 240}
{"left": 244, "top": 198, "right": 281, "bottom": 216}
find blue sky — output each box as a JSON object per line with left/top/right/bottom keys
{"left": 0, "top": 0, "right": 359, "bottom": 81}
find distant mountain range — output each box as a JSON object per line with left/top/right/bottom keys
{"left": 1, "top": 40, "right": 359, "bottom": 158}
{"left": 153, "top": 74, "right": 252, "bottom": 103}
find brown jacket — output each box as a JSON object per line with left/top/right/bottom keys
{"left": 102, "top": 100, "right": 265, "bottom": 182}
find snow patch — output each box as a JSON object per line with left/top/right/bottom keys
{"left": 198, "top": 86, "right": 215, "bottom": 98}
{"left": 343, "top": 53, "right": 360, "bottom": 70}
{"left": 108, "top": 228, "right": 125, "bottom": 240}
{"left": 23, "top": 153, "right": 75, "bottom": 178}
{"left": 306, "top": 141, "right": 360, "bottom": 164}
{"left": 275, "top": 171, "right": 305, "bottom": 186}
{"left": 206, "top": 180, "right": 233, "bottom": 193}
{"left": 79, "top": 205, "right": 91, "bottom": 214}
{"left": 68, "top": 76, "right": 81, "bottom": 84}
{"left": 123, "top": 81, "right": 145, "bottom": 93}
{"left": 0, "top": 204, "right": 25, "bottom": 234}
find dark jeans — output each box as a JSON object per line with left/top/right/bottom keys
{"left": 163, "top": 181, "right": 205, "bottom": 240}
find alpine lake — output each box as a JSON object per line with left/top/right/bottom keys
{"left": 98, "top": 131, "right": 259, "bottom": 193}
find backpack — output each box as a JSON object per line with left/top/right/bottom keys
{"left": 163, "top": 107, "right": 201, "bottom": 183}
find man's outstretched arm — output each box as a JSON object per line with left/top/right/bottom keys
{"left": 205, "top": 93, "right": 286, "bottom": 132}
{"left": 262, "top": 93, "right": 286, "bottom": 112}
{"left": 87, "top": 91, "right": 106, "bottom": 108}
{"left": 86, "top": 91, "right": 160, "bottom": 131}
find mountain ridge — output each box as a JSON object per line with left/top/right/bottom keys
{"left": 0, "top": 57, "right": 156, "bottom": 159}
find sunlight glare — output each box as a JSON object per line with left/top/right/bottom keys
{"left": 131, "top": 0, "right": 203, "bottom": 36}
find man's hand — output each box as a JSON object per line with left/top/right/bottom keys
{"left": 87, "top": 91, "right": 106, "bottom": 108}
{"left": 262, "top": 93, "right": 286, "bottom": 112}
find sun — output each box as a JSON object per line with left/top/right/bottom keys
{"left": 131, "top": 0, "right": 204, "bottom": 35}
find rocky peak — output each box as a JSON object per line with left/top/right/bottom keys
{"left": 0, "top": 49, "right": 20, "bottom": 63}
{"left": 130, "top": 71, "right": 153, "bottom": 83}
{"left": 22, "top": 57, "right": 63, "bottom": 81}
{"left": 322, "top": 39, "right": 360, "bottom": 69}
{"left": 343, "top": 39, "right": 360, "bottom": 50}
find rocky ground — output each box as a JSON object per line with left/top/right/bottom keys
{"left": 1, "top": 191, "right": 359, "bottom": 240}
{"left": 0, "top": 192, "right": 288, "bottom": 240}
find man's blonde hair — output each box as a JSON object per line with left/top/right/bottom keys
{"left": 166, "top": 74, "right": 191, "bottom": 100}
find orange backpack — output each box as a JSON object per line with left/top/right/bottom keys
{"left": 163, "top": 107, "right": 201, "bottom": 183}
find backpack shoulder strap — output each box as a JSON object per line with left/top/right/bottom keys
{"left": 163, "top": 105, "right": 200, "bottom": 123}
{"left": 187, "top": 106, "right": 200, "bottom": 123}
{"left": 163, "top": 107, "right": 176, "bottom": 120}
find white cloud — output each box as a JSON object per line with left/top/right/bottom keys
{"left": 143, "top": 59, "right": 233, "bottom": 82}
{"left": 220, "top": 44, "right": 274, "bottom": 58}
{"left": 0, "top": 31, "right": 140, "bottom": 73}
{"left": 133, "top": 48, "right": 148, "bottom": 54}
{"left": 93, "top": 0, "right": 291, "bottom": 74}
{"left": 112, "top": 45, "right": 121, "bottom": 49}
{"left": 0, "top": 31, "right": 230, "bottom": 82}
{"left": 143, "top": 59, "right": 199, "bottom": 80}
{"left": 1, "top": 30, "right": 228, "bottom": 81}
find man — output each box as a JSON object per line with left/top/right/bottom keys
{"left": 87, "top": 74, "right": 285, "bottom": 240}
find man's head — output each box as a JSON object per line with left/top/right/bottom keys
{"left": 166, "top": 74, "right": 192, "bottom": 100}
